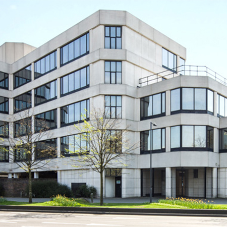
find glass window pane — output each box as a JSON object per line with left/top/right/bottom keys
{"left": 182, "top": 88, "right": 194, "bottom": 110}
{"left": 111, "top": 73, "right": 115, "bottom": 84}
{"left": 195, "top": 126, "right": 206, "bottom": 147}
{"left": 105, "top": 72, "right": 110, "bottom": 83}
{"left": 116, "top": 38, "right": 121, "bottom": 49}
{"left": 62, "top": 45, "right": 68, "bottom": 64}
{"left": 81, "top": 68, "right": 86, "bottom": 87}
{"left": 68, "top": 42, "right": 74, "bottom": 61}
{"left": 74, "top": 39, "right": 80, "bottom": 58}
{"left": 169, "top": 52, "right": 174, "bottom": 69}
{"left": 171, "top": 126, "right": 180, "bottom": 148}
{"left": 68, "top": 73, "right": 74, "bottom": 92}
{"left": 195, "top": 88, "right": 206, "bottom": 110}
{"left": 68, "top": 104, "right": 74, "bottom": 123}
{"left": 75, "top": 102, "right": 80, "bottom": 121}
{"left": 105, "top": 96, "right": 110, "bottom": 106}
{"left": 182, "top": 126, "right": 194, "bottom": 147}
{"left": 162, "top": 129, "right": 165, "bottom": 149}
{"left": 45, "top": 55, "right": 50, "bottom": 72}
{"left": 105, "top": 61, "right": 110, "bottom": 71}
{"left": 111, "top": 38, "right": 115, "bottom": 49}
{"left": 105, "top": 37, "right": 110, "bottom": 49}
{"left": 207, "top": 90, "right": 213, "bottom": 113}
{"left": 171, "top": 89, "right": 180, "bottom": 112}
{"left": 220, "top": 95, "right": 225, "bottom": 116}
{"left": 153, "top": 94, "right": 161, "bottom": 115}
{"left": 75, "top": 71, "right": 80, "bottom": 90}
{"left": 153, "top": 129, "right": 161, "bottom": 150}
{"left": 162, "top": 93, "right": 165, "bottom": 113}
{"left": 117, "top": 96, "right": 122, "bottom": 106}
{"left": 111, "top": 96, "right": 116, "bottom": 106}
{"left": 116, "top": 73, "right": 121, "bottom": 84}
{"left": 63, "top": 76, "right": 68, "bottom": 94}
{"left": 81, "top": 35, "right": 86, "bottom": 55}
{"left": 81, "top": 100, "right": 86, "bottom": 118}
{"left": 162, "top": 49, "right": 168, "bottom": 67}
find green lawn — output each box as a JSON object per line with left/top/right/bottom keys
{"left": 1, "top": 196, "right": 227, "bottom": 209}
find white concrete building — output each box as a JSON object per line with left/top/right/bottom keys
{"left": 0, "top": 10, "right": 227, "bottom": 198}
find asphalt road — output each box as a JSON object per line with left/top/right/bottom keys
{"left": 1, "top": 211, "right": 227, "bottom": 227}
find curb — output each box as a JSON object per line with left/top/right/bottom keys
{"left": 1, "top": 206, "right": 227, "bottom": 217}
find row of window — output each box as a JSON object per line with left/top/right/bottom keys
{"left": 1, "top": 129, "right": 122, "bottom": 162}
{"left": 141, "top": 125, "right": 213, "bottom": 154}
{"left": 141, "top": 88, "right": 214, "bottom": 120}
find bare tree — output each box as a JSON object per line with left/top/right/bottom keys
{"left": 66, "top": 109, "right": 137, "bottom": 206}
{"left": 3, "top": 108, "right": 57, "bottom": 203}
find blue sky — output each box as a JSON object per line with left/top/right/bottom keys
{"left": 1, "top": 0, "right": 226, "bottom": 77}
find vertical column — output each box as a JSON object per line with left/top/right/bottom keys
{"left": 57, "top": 78, "right": 61, "bottom": 99}
{"left": 212, "top": 167, "right": 218, "bottom": 198}
{"left": 171, "top": 168, "right": 176, "bottom": 198}
{"left": 8, "top": 74, "right": 13, "bottom": 90}
{"left": 13, "top": 173, "right": 19, "bottom": 178}
{"left": 166, "top": 90, "right": 170, "bottom": 116}
{"left": 8, "top": 173, "right": 13, "bottom": 178}
{"left": 57, "top": 137, "right": 61, "bottom": 158}
{"left": 9, "top": 99, "right": 14, "bottom": 115}
{"left": 57, "top": 48, "right": 61, "bottom": 69}
{"left": 31, "top": 89, "right": 35, "bottom": 108}
{"left": 213, "top": 128, "right": 219, "bottom": 153}
{"left": 31, "top": 62, "right": 35, "bottom": 81}
{"left": 166, "top": 126, "right": 170, "bottom": 152}
{"left": 57, "top": 108, "right": 61, "bottom": 129}
{"left": 34, "top": 172, "right": 39, "bottom": 179}
{"left": 214, "top": 91, "right": 217, "bottom": 117}
{"left": 166, "top": 167, "right": 171, "bottom": 198}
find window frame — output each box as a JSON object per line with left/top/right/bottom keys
{"left": 13, "top": 65, "right": 32, "bottom": 89}
{"left": 171, "top": 88, "right": 214, "bottom": 115}
{"left": 34, "top": 80, "right": 57, "bottom": 106}
{"left": 34, "top": 51, "right": 57, "bottom": 79}
{"left": 104, "top": 61, "right": 122, "bottom": 84}
{"left": 170, "top": 125, "right": 213, "bottom": 152}
{"left": 14, "top": 91, "right": 32, "bottom": 113}
{"left": 105, "top": 26, "right": 122, "bottom": 49}
{"left": 162, "top": 48, "right": 177, "bottom": 73}
{"left": 0, "top": 71, "right": 9, "bottom": 90}
{"left": 105, "top": 95, "right": 122, "bottom": 119}
{"left": 0, "top": 146, "right": 9, "bottom": 162}
{"left": 60, "top": 32, "right": 89, "bottom": 67}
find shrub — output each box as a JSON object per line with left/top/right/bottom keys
{"left": 52, "top": 195, "right": 81, "bottom": 207}
{"left": 76, "top": 185, "right": 97, "bottom": 198}
{"left": 26, "top": 181, "right": 73, "bottom": 198}
{"left": 0, "top": 197, "right": 7, "bottom": 203}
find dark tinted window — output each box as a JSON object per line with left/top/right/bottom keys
{"left": 14, "top": 91, "right": 31, "bottom": 113}
{"left": 14, "top": 65, "right": 32, "bottom": 88}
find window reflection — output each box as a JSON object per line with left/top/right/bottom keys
{"left": 162, "top": 48, "right": 177, "bottom": 72}
{"left": 141, "top": 92, "right": 165, "bottom": 120}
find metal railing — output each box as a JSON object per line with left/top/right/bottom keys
{"left": 139, "top": 65, "right": 226, "bottom": 87}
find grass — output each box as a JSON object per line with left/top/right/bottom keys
{"left": 1, "top": 196, "right": 227, "bottom": 209}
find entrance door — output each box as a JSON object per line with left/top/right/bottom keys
{"left": 115, "top": 176, "right": 122, "bottom": 197}
{"left": 176, "top": 170, "right": 186, "bottom": 197}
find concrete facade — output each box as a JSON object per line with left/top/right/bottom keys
{"left": 0, "top": 10, "right": 226, "bottom": 198}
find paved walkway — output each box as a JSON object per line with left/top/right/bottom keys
{"left": 4, "top": 196, "right": 227, "bottom": 204}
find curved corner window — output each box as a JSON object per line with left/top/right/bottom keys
{"left": 171, "top": 125, "right": 213, "bottom": 152}
{"left": 140, "top": 128, "right": 165, "bottom": 154}
{"left": 171, "top": 88, "right": 213, "bottom": 115}
{"left": 217, "top": 94, "right": 227, "bottom": 117}
{"left": 141, "top": 92, "right": 165, "bottom": 120}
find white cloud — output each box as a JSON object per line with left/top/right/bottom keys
{"left": 10, "top": 5, "right": 17, "bottom": 10}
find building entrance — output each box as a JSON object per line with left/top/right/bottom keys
{"left": 176, "top": 170, "right": 187, "bottom": 197}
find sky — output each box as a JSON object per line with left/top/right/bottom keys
{"left": 0, "top": 0, "right": 227, "bottom": 77}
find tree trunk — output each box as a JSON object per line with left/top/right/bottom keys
{"left": 100, "top": 171, "right": 103, "bottom": 206}
{"left": 28, "top": 169, "right": 32, "bottom": 203}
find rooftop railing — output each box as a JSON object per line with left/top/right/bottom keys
{"left": 139, "top": 65, "right": 226, "bottom": 87}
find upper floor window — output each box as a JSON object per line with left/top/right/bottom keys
{"left": 105, "top": 61, "right": 122, "bottom": 84}
{"left": 61, "top": 99, "right": 89, "bottom": 126}
{"left": 220, "top": 128, "right": 227, "bottom": 153}
{"left": 105, "top": 26, "right": 122, "bottom": 49}
{"left": 60, "top": 33, "right": 89, "bottom": 66}
{"left": 171, "top": 125, "right": 213, "bottom": 151}
{"left": 35, "top": 80, "right": 57, "bottom": 106}
{"left": 61, "top": 66, "right": 89, "bottom": 96}
{"left": 0, "top": 97, "right": 9, "bottom": 114}
{"left": 179, "top": 58, "right": 185, "bottom": 75}
{"left": 171, "top": 88, "right": 213, "bottom": 114}
{"left": 0, "top": 71, "right": 8, "bottom": 90}
{"left": 61, "top": 133, "right": 89, "bottom": 156}
{"left": 105, "top": 96, "right": 122, "bottom": 119}
{"left": 0, "top": 121, "right": 9, "bottom": 138}
{"left": 140, "top": 128, "right": 165, "bottom": 154}
{"left": 35, "top": 139, "right": 57, "bottom": 160}
{"left": 0, "top": 146, "right": 9, "bottom": 162}
{"left": 217, "top": 94, "right": 227, "bottom": 117}
{"left": 106, "top": 130, "right": 122, "bottom": 153}
{"left": 34, "top": 51, "right": 57, "bottom": 79}
{"left": 14, "top": 91, "right": 31, "bottom": 113}
{"left": 14, "top": 118, "right": 31, "bottom": 138}
{"left": 140, "top": 92, "right": 165, "bottom": 120}
{"left": 14, "top": 65, "right": 32, "bottom": 88}
{"left": 35, "top": 109, "right": 57, "bottom": 132}
{"left": 162, "top": 48, "right": 177, "bottom": 72}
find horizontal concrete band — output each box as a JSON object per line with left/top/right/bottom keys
{"left": 1, "top": 205, "right": 227, "bottom": 217}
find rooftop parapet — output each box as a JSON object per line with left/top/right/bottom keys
{"left": 139, "top": 65, "right": 226, "bottom": 87}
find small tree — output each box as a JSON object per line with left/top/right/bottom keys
{"left": 69, "top": 109, "right": 137, "bottom": 205}
{"left": 4, "top": 109, "right": 57, "bottom": 203}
